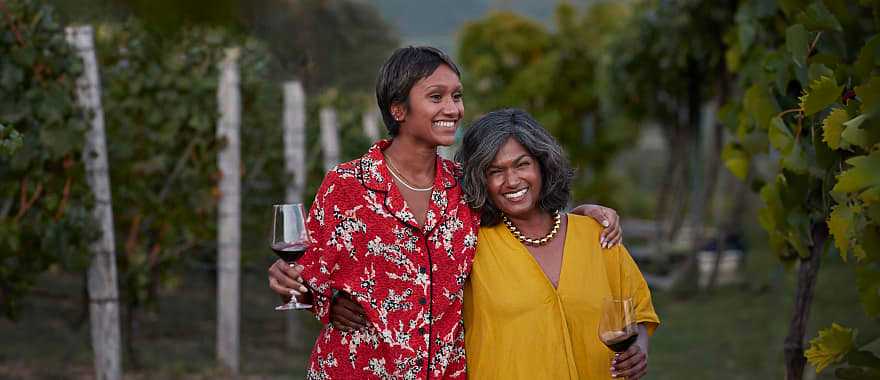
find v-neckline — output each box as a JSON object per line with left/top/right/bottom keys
{"left": 507, "top": 214, "right": 570, "bottom": 291}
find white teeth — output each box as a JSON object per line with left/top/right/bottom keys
{"left": 432, "top": 121, "right": 456, "bottom": 128}
{"left": 504, "top": 188, "right": 527, "bottom": 199}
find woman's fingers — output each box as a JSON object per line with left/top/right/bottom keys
{"left": 612, "top": 345, "right": 647, "bottom": 379}
{"left": 337, "top": 296, "right": 367, "bottom": 321}
{"left": 331, "top": 292, "right": 368, "bottom": 330}
{"left": 334, "top": 303, "right": 367, "bottom": 329}
{"left": 617, "top": 357, "right": 647, "bottom": 379}
{"left": 268, "top": 276, "right": 293, "bottom": 300}
{"left": 598, "top": 207, "right": 622, "bottom": 248}
{"left": 268, "top": 261, "right": 292, "bottom": 296}
{"left": 331, "top": 313, "right": 362, "bottom": 332}
{"left": 269, "top": 260, "right": 308, "bottom": 293}
{"left": 604, "top": 223, "right": 622, "bottom": 247}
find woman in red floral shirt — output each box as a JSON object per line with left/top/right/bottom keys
{"left": 268, "top": 47, "right": 620, "bottom": 380}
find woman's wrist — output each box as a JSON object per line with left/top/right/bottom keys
{"left": 636, "top": 323, "right": 650, "bottom": 354}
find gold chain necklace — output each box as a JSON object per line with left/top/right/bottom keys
{"left": 502, "top": 210, "right": 561, "bottom": 246}
{"left": 384, "top": 154, "right": 434, "bottom": 192}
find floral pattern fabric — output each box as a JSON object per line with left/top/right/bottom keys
{"left": 299, "top": 140, "right": 480, "bottom": 380}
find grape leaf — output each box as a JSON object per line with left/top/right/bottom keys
{"left": 822, "top": 108, "right": 849, "bottom": 150}
{"left": 770, "top": 116, "right": 794, "bottom": 152}
{"left": 800, "top": 76, "right": 843, "bottom": 116}
{"left": 861, "top": 187, "right": 880, "bottom": 203}
{"left": 798, "top": 1, "right": 843, "bottom": 32}
{"left": 854, "top": 35, "right": 880, "bottom": 82}
{"left": 841, "top": 115, "right": 870, "bottom": 150}
{"left": 828, "top": 204, "right": 855, "bottom": 261}
{"left": 786, "top": 24, "right": 809, "bottom": 67}
{"left": 805, "top": 323, "right": 856, "bottom": 373}
{"left": 809, "top": 63, "right": 834, "bottom": 83}
{"left": 855, "top": 77, "right": 880, "bottom": 116}
{"left": 833, "top": 151, "right": 880, "bottom": 194}
{"left": 778, "top": 0, "right": 801, "bottom": 16}
{"left": 745, "top": 85, "right": 778, "bottom": 130}
{"left": 722, "top": 144, "right": 749, "bottom": 180}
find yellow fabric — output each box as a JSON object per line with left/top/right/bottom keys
{"left": 464, "top": 214, "right": 660, "bottom": 380}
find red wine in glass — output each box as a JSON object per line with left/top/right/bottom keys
{"left": 271, "top": 242, "right": 307, "bottom": 263}
{"left": 600, "top": 328, "right": 638, "bottom": 352}
{"left": 598, "top": 297, "right": 637, "bottom": 354}
{"left": 272, "top": 203, "right": 311, "bottom": 310}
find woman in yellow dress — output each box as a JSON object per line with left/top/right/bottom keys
{"left": 456, "top": 108, "right": 659, "bottom": 379}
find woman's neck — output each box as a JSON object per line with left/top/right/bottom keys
{"left": 384, "top": 137, "right": 438, "bottom": 180}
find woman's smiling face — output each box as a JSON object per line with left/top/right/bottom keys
{"left": 486, "top": 137, "right": 543, "bottom": 221}
{"left": 394, "top": 64, "right": 463, "bottom": 147}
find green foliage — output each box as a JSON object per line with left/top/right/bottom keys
{"left": 722, "top": 0, "right": 880, "bottom": 376}
{"left": 805, "top": 323, "right": 856, "bottom": 373}
{"left": 0, "top": 0, "right": 395, "bottom": 326}
{"left": 786, "top": 24, "right": 809, "bottom": 68}
{"left": 93, "top": 19, "right": 277, "bottom": 310}
{"left": 457, "top": 2, "right": 637, "bottom": 205}
{"left": 93, "top": 15, "right": 382, "bottom": 313}
{"left": 801, "top": 76, "right": 844, "bottom": 116}
{"left": 824, "top": 108, "right": 850, "bottom": 149}
{"left": 0, "top": 123, "right": 23, "bottom": 156}
{"left": 0, "top": 0, "right": 94, "bottom": 319}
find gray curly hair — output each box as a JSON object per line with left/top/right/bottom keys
{"left": 456, "top": 108, "right": 573, "bottom": 226}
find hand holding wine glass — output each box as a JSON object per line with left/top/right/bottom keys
{"left": 598, "top": 297, "right": 648, "bottom": 379}
{"left": 598, "top": 297, "right": 637, "bottom": 352}
{"left": 271, "top": 203, "right": 312, "bottom": 310}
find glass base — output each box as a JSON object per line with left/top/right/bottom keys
{"left": 275, "top": 301, "right": 312, "bottom": 310}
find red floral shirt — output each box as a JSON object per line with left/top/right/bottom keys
{"left": 299, "top": 140, "right": 480, "bottom": 380}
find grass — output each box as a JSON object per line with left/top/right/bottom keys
{"left": 649, "top": 249, "right": 878, "bottom": 379}
{"left": 0, "top": 250, "right": 876, "bottom": 379}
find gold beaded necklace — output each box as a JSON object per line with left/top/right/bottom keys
{"left": 502, "top": 210, "right": 561, "bottom": 246}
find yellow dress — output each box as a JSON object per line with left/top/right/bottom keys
{"left": 464, "top": 214, "right": 660, "bottom": 379}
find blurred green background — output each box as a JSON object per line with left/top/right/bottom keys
{"left": 2, "top": 0, "right": 878, "bottom": 378}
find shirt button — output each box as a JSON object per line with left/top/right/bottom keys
{"left": 416, "top": 358, "right": 424, "bottom": 366}
{"left": 418, "top": 327, "right": 426, "bottom": 335}
{"left": 419, "top": 297, "right": 427, "bottom": 305}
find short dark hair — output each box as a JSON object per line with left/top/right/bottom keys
{"left": 456, "top": 108, "right": 574, "bottom": 226}
{"left": 375, "top": 46, "right": 461, "bottom": 137}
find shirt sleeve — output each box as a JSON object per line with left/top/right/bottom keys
{"left": 610, "top": 244, "right": 661, "bottom": 336}
{"left": 297, "top": 170, "right": 345, "bottom": 325}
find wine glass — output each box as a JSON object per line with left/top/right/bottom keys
{"left": 271, "top": 203, "right": 312, "bottom": 310}
{"left": 598, "top": 297, "right": 637, "bottom": 366}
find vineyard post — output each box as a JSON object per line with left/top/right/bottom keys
{"left": 362, "top": 106, "right": 380, "bottom": 143}
{"left": 216, "top": 47, "right": 242, "bottom": 374}
{"left": 282, "top": 80, "right": 307, "bottom": 347}
{"left": 320, "top": 107, "right": 340, "bottom": 172}
{"left": 65, "top": 25, "right": 122, "bottom": 380}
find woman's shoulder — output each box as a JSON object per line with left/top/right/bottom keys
{"left": 566, "top": 213, "right": 604, "bottom": 233}
{"left": 319, "top": 158, "right": 363, "bottom": 185}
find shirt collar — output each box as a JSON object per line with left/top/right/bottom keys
{"left": 359, "top": 139, "right": 457, "bottom": 193}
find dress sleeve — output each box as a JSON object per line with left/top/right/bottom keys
{"left": 298, "top": 170, "right": 345, "bottom": 325}
{"left": 610, "top": 244, "right": 661, "bottom": 336}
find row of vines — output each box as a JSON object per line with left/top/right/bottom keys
{"left": 0, "top": 0, "right": 380, "bottom": 351}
